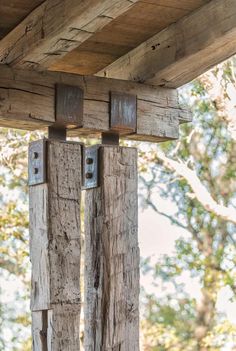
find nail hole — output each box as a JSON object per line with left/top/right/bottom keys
{"left": 152, "top": 43, "right": 161, "bottom": 50}
{"left": 34, "top": 168, "right": 39, "bottom": 174}
{"left": 33, "top": 152, "right": 39, "bottom": 159}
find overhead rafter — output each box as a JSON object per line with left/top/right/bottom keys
{"left": 97, "top": 0, "right": 236, "bottom": 88}
{"left": 0, "top": 0, "right": 139, "bottom": 70}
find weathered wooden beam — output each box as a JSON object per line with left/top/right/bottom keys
{"left": 0, "top": 65, "right": 191, "bottom": 142}
{"left": 98, "top": 0, "right": 236, "bottom": 88}
{"left": 84, "top": 146, "right": 139, "bottom": 350}
{"left": 29, "top": 140, "right": 82, "bottom": 350}
{"left": 0, "top": 0, "right": 139, "bottom": 70}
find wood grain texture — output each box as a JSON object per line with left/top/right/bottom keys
{"left": 29, "top": 184, "right": 50, "bottom": 310}
{"left": 0, "top": 65, "right": 191, "bottom": 142}
{"left": 84, "top": 146, "right": 139, "bottom": 351}
{"left": 0, "top": 0, "right": 44, "bottom": 39}
{"left": 29, "top": 140, "right": 82, "bottom": 350}
{"left": 32, "top": 310, "right": 48, "bottom": 351}
{"left": 98, "top": 0, "right": 236, "bottom": 88}
{"left": 32, "top": 306, "right": 81, "bottom": 351}
{"left": 0, "top": 0, "right": 139, "bottom": 69}
{"left": 51, "top": 0, "right": 209, "bottom": 75}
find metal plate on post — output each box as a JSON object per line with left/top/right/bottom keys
{"left": 56, "top": 84, "right": 84, "bottom": 129}
{"left": 28, "top": 139, "right": 47, "bottom": 186}
{"left": 110, "top": 91, "right": 137, "bottom": 134}
{"left": 83, "top": 146, "right": 99, "bottom": 189}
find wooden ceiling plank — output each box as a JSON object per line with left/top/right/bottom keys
{"left": 0, "top": 65, "right": 191, "bottom": 142}
{"left": 97, "top": 0, "right": 236, "bottom": 88}
{"left": 0, "top": 0, "right": 139, "bottom": 70}
{"left": 51, "top": 1, "right": 194, "bottom": 75}
{"left": 139, "top": 0, "right": 209, "bottom": 11}
{"left": 0, "top": 0, "right": 44, "bottom": 39}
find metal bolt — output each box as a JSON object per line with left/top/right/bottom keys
{"left": 86, "top": 157, "right": 94, "bottom": 165}
{"left": 86, "top": 172, "right": 93, "bottom": 179}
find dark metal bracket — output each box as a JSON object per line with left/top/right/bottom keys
{"left": 48, "top": 126, "right": 67, "bottom": 140}
{"left": 29, "top": 84, "right": 84, "bottom": 185}
{"left": 48, "top": 84, "right": 84, "bottom": 140}
{"left": 110, "top": 91, "right": 137, "bottom": 135}
{"left": 55, "top": 84, "right": 84, "bottom": 130}
{"left": 102, "top": 132, "right": 119, "bottom": 145}
{"left": 29, "top": 88, "right": 136, "bottom": 187}
{"left": 84, "top": 91, "right": 137, "bottom": 187}
{"left": 99, "top": 92, "right": 137, "bottom": 147}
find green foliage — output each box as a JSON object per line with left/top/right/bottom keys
{"left": 0, "top": 58, "right": 236, "bottom": 351}
{"left": 140, "top": 57, "right": 236, "bottom": 350}
{"left": 0, "top": 129, "right": 44, "bottom": 350}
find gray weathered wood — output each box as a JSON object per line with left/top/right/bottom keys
{"left": 98, "top": 0, "right": 236, "bottom": 88}
{"left": 32, "top": 306, "right": 81, "bottom": 351}
{"left": 0, "top": 0, "right": 139, "bottom": 70}
{"left": 29, "top": 140, "right": 82, "bottom": 350}
{"left": 84, "top": 146, "right": 139, "bottom": 351}
{"left": 0, "top": 65, "right": 191, "bottom": 142}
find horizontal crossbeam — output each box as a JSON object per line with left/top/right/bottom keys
{"left": 0, "top": 65, "right": 191, "bottom": 142}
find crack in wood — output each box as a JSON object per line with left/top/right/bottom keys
{"left": 40, "top": 310, "right": 48, "bottom": 351}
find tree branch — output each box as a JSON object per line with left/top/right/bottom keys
{"left": 139, "top": 175, "right": 189, "bottom": 231}
{"left": 154, "top": 151, "right": 236, "bottom": 225}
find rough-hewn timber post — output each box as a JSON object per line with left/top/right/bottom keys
{"left": 29, "top": 140, "right": 82, "bottom": 351}
{"left": 84, "top": 145, "right": 139, "bottom": 351}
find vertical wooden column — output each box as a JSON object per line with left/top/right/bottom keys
{"left": 84, "top": 146, "right": 139, "bottom": 351}
{"left": 29, "top": 140, "right": 82, "bottom": 351}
